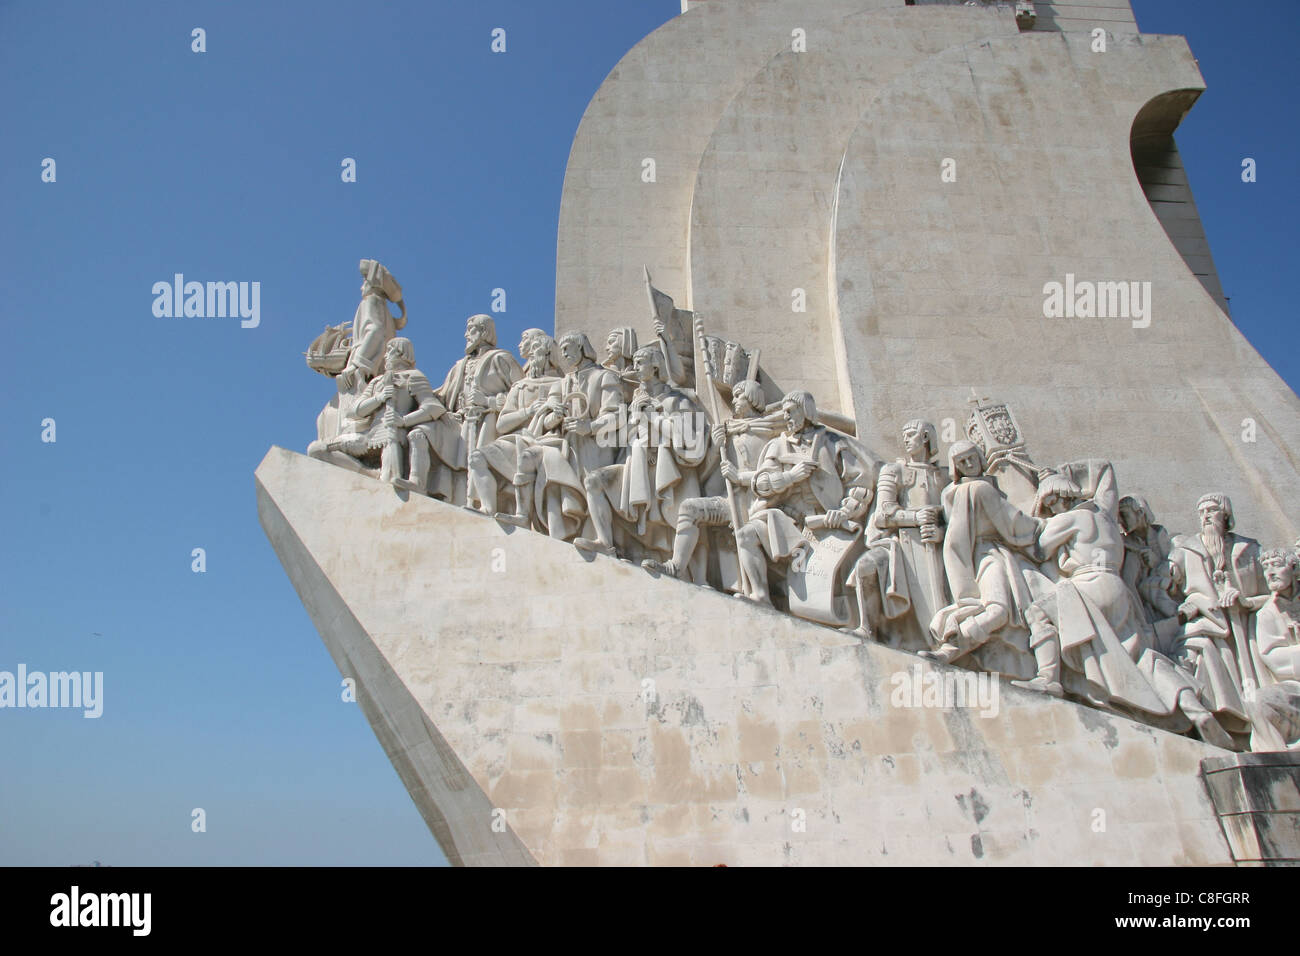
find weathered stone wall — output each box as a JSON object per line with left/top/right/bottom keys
{"left": 831, "top": 29, "right": 1300, "bottom": 540}
{"left": 1201, "top": 753, "right": 1300, "bottom": 865}
{"left": 556, "top": 0, "right": 1298, "bottom": 541}
{"left": 555, "top": 0, "right": 899, "bottom": 406}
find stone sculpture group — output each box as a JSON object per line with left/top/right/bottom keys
{"left": 303, "top": 259, "right": 1300, "bottom": 755}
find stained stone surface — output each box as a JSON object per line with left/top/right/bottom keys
{"left": 1201, "top": 752, "right": 1300, "bottom": 865}
{"left": 257, "top": 447, "right": 1234, "bottom": 866}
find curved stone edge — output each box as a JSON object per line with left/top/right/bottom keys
{"left": 829, "top": 30, "right": 1300, "bottom": 536}
{"left": 257, "top": 451, "right": 538, "bottom": 867}
{"left": 257, "top": 446, "right": 1237, "bottom": 866}
{"left": 688, "top": 5, "right": 1019, "bottom": 417}
{"left": 555, "top": 0, "right": 898, "bottom": 347}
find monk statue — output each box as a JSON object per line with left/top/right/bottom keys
{"left": 1165, "top": 493, "right": 1269, "bottom": 743}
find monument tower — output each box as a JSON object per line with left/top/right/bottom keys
{"left": 259, "top": 0, "right": 1300, "bottom": 866}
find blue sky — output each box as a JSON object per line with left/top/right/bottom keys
{"left": 0, "top": 0, "right": 1295, "bottom": 866}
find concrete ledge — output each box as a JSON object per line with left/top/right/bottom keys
{"left": 258, "top": 451, "right": 537, "bottom": 867}
{"left": 257, "top": 446, "right": 1236, "bottom": 866}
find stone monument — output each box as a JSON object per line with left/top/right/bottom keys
{"left": 259, "top": 0, "right": 1300, "bottom": 866}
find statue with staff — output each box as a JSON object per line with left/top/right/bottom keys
{"left": 641, "top": 313, "right": 775, "bottom": 588}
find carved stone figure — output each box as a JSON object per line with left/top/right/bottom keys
{"left": 848, "top": 420, "right": 950, "bottom": 644}
{"left": 338, "top": 259, "right": 406, "bottom": 391}
{"left": 733, "top": 390, "right": 872, "bottom": 607}
{"left": 310, "top": 259, "right": 408, "bottom": 452}
{"left": 1251, "top": 548, "right": 1300, "bottom": 751}
{"left": 1014, "top": 467, "right": 1161, "bottom": 703}
{"left": 576, "top": 344, "right": 709, "bottom": 558}
{"left": 1166, "top": 494, "right": 1269, "bottom": 737}
{"left": 1011, "top": 466, "right": 1235, "bottom": 747}
{"left": 963, "top": 393, "right": 1042, "bottom": 514}
{"left": 297, "top": 262, "right": 1300, "bottom": 755}
{"left": 418, "top": 314, "right": 523, "bottom": 502}
{"left": 518, "top": 328, "right": 561, "bottom": 378}
{"left": 603, "top": 326, "right": 639, "bottom": 401}
{"left": 920, "top": 441, "right": 1041, "bottom": 665}
{"left": 1118, "top": 494, "right": 1178, "bottom": 622}
{"left": 468, "top": 333, "right": 560, "bottom": 516}
{"left": 310, "top": 338, "right": 448, "bottom": 489}
{"left": 640, "top": 379, "right": 772, "bottom": 583}
{"left": 509, "top": 331, "right": 623, "bottom": 538}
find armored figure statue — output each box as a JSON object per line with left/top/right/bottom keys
{"left": 1251, "top": 548, "right": 1300, "bottom": 751}
{"left": 848, "top": 419, "right": 951, "bottom": 645}
{"left": 576, "top": 344, "right": 709, "bottom": 558}
{"left": 603, "top": 326, "right": 639, "bottom": 402}
{"left": 311, "top": 338, "right": 447, "bottom": 490}
{"left": 418, "top": 314, "right": 523, "bottom": 502}
{"left": 920, "top": 441, "right": 1041, "bottom": 665}
{"left": 468, "top": 333, "right": 561, "bottom": 517}
{"left": 733, "top": 391, "right": 872, "bottom": 606}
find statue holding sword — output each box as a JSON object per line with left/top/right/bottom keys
{"left": 423, "top": 313, "right": 522, "bottom": 504}
{"left": 847, "top": 420, "right": 951, "bottom": 646}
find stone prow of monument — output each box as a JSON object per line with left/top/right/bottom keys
{"left": 556, "top": 0, "right": 1300, "bottom": 541}
{"left": 259, "top": 0, "right": 1300, "bottom": 866}
{"left": 258, "top": 446, "right": 1243, "bottom": 866}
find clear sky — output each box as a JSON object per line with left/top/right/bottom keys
{"left": 0, "top": 0, "right": 1295, "bottom": 866}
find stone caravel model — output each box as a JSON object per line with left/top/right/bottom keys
{"left": 261, "top": 1, "right": 1300, "bottom": 865}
